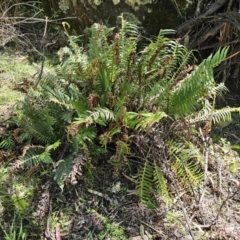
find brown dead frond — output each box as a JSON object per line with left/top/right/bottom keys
{"left": 34, "top": 181, "right": 51, "bottom": 220}
{"left": 65, "top": 149, "right": 92, "bottom": 185}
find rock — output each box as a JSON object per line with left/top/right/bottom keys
{"left": 41, "top": 0, "right": 196, "bottom": 35}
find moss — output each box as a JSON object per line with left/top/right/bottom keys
{"left": 59, "top": 0, "right": 70, "bottom": 14}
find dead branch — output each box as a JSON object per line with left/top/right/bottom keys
{"left": 176, "top": 0, "right": 229, "bottom": 34}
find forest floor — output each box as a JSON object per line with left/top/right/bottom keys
{"left": 1, "top": 50, "right": 240, "bottom": 240}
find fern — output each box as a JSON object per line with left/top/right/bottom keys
{"left": 212, "top": 107, "right": 240, "bottom": 125}
{"left": 186, "top": 95, "right": 240, "bottom": 128}
{"left": 167, "top": 141, "right": 203, "bottom": 188}
{"left": 75, "top": 126, "right": 97, "bottom": 146}
{"left": 137, "top": 161, "right": 153, "bottom": 205}
{"left": 54, "top": 148, "right": 91, "bottom": 190}
{"left": 126, "top": 111, "right": 167, "bottom": 130}
{"left": 54, "top": 158, "right": 72, "bottom": 191}
{"left": 14, "top": 98, "right": 59, "bottom": 144}
{"left": 7, "top": 17, "right": 231, "bottom": 205}
{"left": 72, "top": 107, "right": 116, "bottom": 127}
{"left": 153, "top": 161, "right": 171, "bottom": 203}
{"left": 20, "top": 149, "right": 42, "bottom": 167}
{"left": 0, "top": 135, "right": 15, "bottom": 150}
{"left": 110, "top": 140, "right": 130, "bottom": 166}
{"left": 168, "top": 47, "right": 229, "bottom": 118}
{"left": 19, "top": 141, "right": 60, "bottom": 168}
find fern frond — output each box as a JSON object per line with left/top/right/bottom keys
{"left": 99, "top": 126, "right": 121, "bottom": 148}
{"left": 73, "top": 107, "right": 116, "bottom": 127}
{"left": 126, "top": 111, "right": 167, "bottom": 130}
{"left": 20, "top": 141, "right": 60, "bottom": 167}
{"left": 187, "top": 98, "right": 240, "bottom": 126}
{"left": 168, "top": 47, "right": 229, "bottom": 118}
{"left": 137, "top": 161, "right": 153, "bottom": 204}
{"left": 212, "top": 107, "right": 240, "bottom": 125}
{"left": 110, "top": 140, "right": 130, "bottom": 166}
{"left": 20, "top": 149, "right": 42, "bottom": 167}
{"left": 75, "top": 126, "right": 97, "bottom": 146}
{"left": 167, "top": 141, "right": 203, "bottom": 187}
{"left": 0, "top": 135, "right": 15, "bottom": 150}
{"left": 14, "top": 98, "right": 58, "bottom": 144}
{"left": 122, "top": 21, "right": 139, "bottom": 37}
{"left": 54, "top": 158, "right": 72, "bottom": 191}
{"left": 171, "top": 155, "right": 203, "bottom": 186}
{"left": 153, "top": 161, "right": 171, "bottom": 203}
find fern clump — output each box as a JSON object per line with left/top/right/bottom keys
{"left": 4, "top": 16, "right": 239, "bottom": 208}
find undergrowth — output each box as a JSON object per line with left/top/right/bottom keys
{"left": 1, "top": 15, "right": 240, "bottom": 239}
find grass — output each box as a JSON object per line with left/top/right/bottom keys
{"left": 0, "top": 52, "right": 35, "bottom": 119}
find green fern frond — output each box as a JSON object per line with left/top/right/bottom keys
{"left": 76, "top": 126, "right": 97, "bottom": 146}
{"left": 126, "top": 111, "right": 167, "bottom": 130}
{"left": 153, "top": 161, "right": 171, "bottom": 203}
{"left": 110, "top": 140, "right": 130, "bottom": 166}
{"left": 99, "top": 126, "right": 121, "bottom": 148}
{"left": 20, "top": 141, "right": 60, "bottom": 167}
{"left": 20, "top": 149, "right": 42, "bottom": 167}
{"left": 16, "top": 113, "right": 53, "bottom": 144}
{"left": 212, "top": 107, "right": 240, "bottom": 125}
{"left": 171, "top": 155, "right": 203, "bottom": 186}
{"left": 121, "top": 19, "right": 139, "bottom": 37}
{"left": 187, "top": 98, "right": 240, "bottom": 126}
{"left": 0, "top": 135, "right": 15, "bottom": 150}
{"left": 204, "top": 47, "right": 229, "bottom": 68}
{"left": 54, "top": 157, "right": 73, "bottom": 191}
{"left": 168, "top": 47, "right": 228, "bottom": 118}
{"left": 73, "top": 107, "right": 116, "bottom": 127}
{"left": 45, "top": 140, "right": 61, "bottom": 152}
{"left": 137, "top": 161, "right": 153, "bottom": 204}
{"left": 136, "top": 35, "right": 195, "bottom": 112}
{"left": 164, "top": 41, "right": 193, "bottom": 81}
{"left": 167, "top": 141, "right": 203, "bottom": 187}
{"left": 168, "top": 141, "right": 202, "bottom": 161}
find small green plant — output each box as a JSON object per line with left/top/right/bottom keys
{"left": 0, "top": 213, "right": 28, "bottom": 240}
{"left": 98, "top": 216, "right": 127, "bottom": 240}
